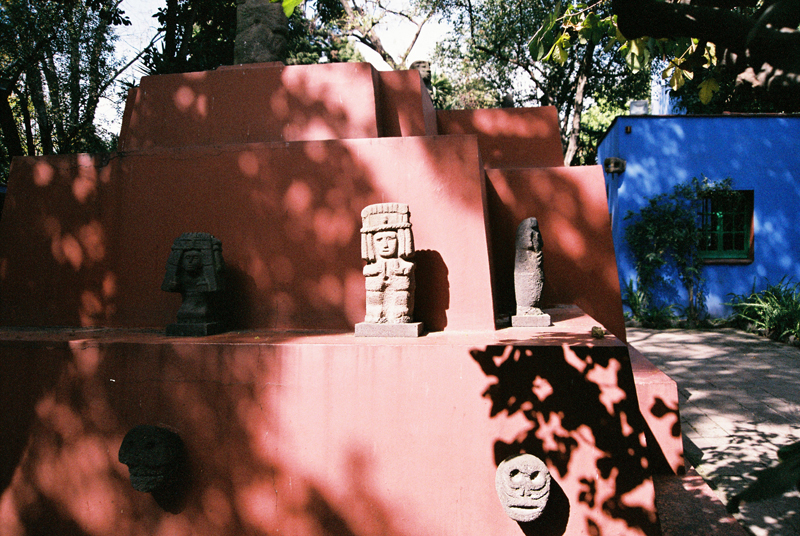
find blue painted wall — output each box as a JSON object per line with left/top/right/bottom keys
{"left": 597, "top": 115, "right": 800, "bottom": 316}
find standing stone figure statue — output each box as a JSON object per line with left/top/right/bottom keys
{"left": 512, "top": 217, "right": 551, "bottom": 327}
{"left": 234, "top": 0, "right": 289, "bottom": 65}
{"left": 355, "top": 203, "right": 423, "bottom": 337}
{"left": 162, "top": 232, "right": 226, "bottom": 336}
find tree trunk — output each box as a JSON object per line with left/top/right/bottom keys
{"left": 563, "top": 41, "right": 594, "bottom": 166}
{"left": 164, "top": 0, "right": 179, "bottom": 63}
{"left": 26, "top": 64, "right": 53, "bottom": 154}
{"left": 43, "top": 51, "right": 67, "bottom": 152}
{"left": 18, "top": 88, "right": 35, "bottom": 156}
{"left": 0, "top": 92, "right": 24, "bottom": 159}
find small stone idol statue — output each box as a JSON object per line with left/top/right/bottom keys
{"left": 495, "top": 453, "right": 551, "bottom": 523}
{"left": 512, "top": 217, "right": 551, "bottom": 327}
{"left": 234, "top": 0, "right": 289, "bottom": 64}
{"left": 162, "top": 232, "right": 226, "bottom": 336}
{"left": 355, "top": 203, "right": 423, "bottom": 337}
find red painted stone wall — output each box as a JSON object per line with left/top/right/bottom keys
{"left": 0, "top": 313, "right": 659, "bottom": 536}
{"left": 0, "top": 62, "right": 675, "bottom": 536}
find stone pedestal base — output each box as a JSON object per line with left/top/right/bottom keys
{"left": 355, "top": 322, "right": 424, "bottom": 337}
{"left": 511, "top": 313, "right": 551, "bottom": 327}
{"left": 166, "top": 322, "right": 226, "bottom": 336}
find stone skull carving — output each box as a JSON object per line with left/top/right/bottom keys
{"left": 118, "top": 425, "right": 186, "bottom": 493}
{"left": 495, "top": 453, "right": 551, "bottom": 522}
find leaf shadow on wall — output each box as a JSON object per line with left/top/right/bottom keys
{"left": 0, "top": 338, "right": 437, "bottom": 536}
{"left": 471, "top": 344, "right": 660, "bottom": 536}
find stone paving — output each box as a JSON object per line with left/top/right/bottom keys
{"left": 628, "top": 328, "right": 800, "bottom": 536}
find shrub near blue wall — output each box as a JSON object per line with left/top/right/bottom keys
{"left": 598, "top": 115, "right": 800, "bottom": 317}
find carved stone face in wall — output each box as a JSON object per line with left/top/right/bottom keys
{"left": 118, "top": 425, "right": 186, "bottom": 493}
{"left": 495, "top": 454, "right": 551, "bottom": 522}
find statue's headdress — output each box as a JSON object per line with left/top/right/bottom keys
{"left": 360, "top": 203, "right": 414, "bottom": 262}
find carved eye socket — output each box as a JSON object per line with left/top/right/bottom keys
{"left": 509, "top": 469, "right": 528, "bottom": 484}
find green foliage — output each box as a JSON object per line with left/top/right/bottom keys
{"left": 671, "top": 66, "right": 788, "bottom": 114}
{"left": 434, "top": 0, "right": 648, "bottom": 157}
{"left": 728, "top": 279, "right": 800, "bottom": 342}
{"left": 429, "top": 71, "right": 455, "bottom": 109}
{"left": 623, "top": 176, "right": 733, "bottom": 324}
{"left": 141, "top": 1, "right": 237, "bottom": 75}
{"left": 574, "top": 96, "right": 625, "bottom": 165}
{"left": 284, "top": 10, "right": 364, "bottom": 66}
{"left": 622, "top": 279, "right": 675, "bottom": 328}
{"left": 528, "top": 1, "right": 782, "bottom": 112}
{"left": 0, "top": 0, "right": 125, "bottom": 181}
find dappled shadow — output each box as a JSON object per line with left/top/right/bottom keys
{"left": 0, "top": 154, "right": 116, "bottom": 327}
{"left": 628, "top": 327, "right": 800, "bottom": 534}
{"left": 484, "top": 166, "right": 627, "bottom": 341}
{"left": 604, "top": 116, "right": 800, "bottom": 318}
{"left": 471, "top": 344, "right": 659, "bottom": 535}
{"left": 0, "top": 63, "right": 498, "bottom": 332}
{"left": 0, "top": 342, "right": 67, "bottom": 492}
{"left": 0, "top": 335, "right": 438, "bottom": 536}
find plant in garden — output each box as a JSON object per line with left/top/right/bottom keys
{"left": 621, "top": 279, "right": 676, "bottom": 328}
{"left": 728, "top": 279, "right": 800, "bottom": 342}
{"left": 623, "top": 176, "right": 733, "bottom": 324}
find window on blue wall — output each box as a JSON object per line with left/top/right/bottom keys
{"left": 697, "top": 190, "right": 754, "bottom": 262}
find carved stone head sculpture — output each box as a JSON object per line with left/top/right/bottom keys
{"left": 360, "top": 203, "right": 416, "bottom": 324}
{"left": 516, "top": 217, "right": 543, "bottom": 253}
{"left": 234, "top": 0, "right": 289, "bottom": 64}
{"left": 513, "top": 217, "right": 549, "bottom": 325}
{"left": 410, "top": 60, "right": 432, "bottom": 92}
{"left": 118, "top": 425, "right": 186, "bottom": 494}
{"left": 495, "top": 453, "right": 551, "bottom": 522}
{"left": 162, "top": 232, "right": 226, "bottom": 336}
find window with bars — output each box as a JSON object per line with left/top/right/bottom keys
{"left": 697, "top": 190, "right": 753, "bottom": 262}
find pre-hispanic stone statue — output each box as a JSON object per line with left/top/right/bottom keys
{"left": 512, "top": 217, "right": 550, "bottom": 327}
{"left": 410, "top": 60, "right": 432, "bottom": 93}
{"left": 355, "top": 203, "right": 423, "bottom": 337}
{"left": 162, "top": 232, "right": 226, "bottom": 336}
{"left": 234, "top": 0, "right": 289, "bottom": 64}
{"left": 495, "top": 453, "right": 551, "bottom": 522}
{"left": 118, "top": 425, "right": 187, "bottom": 494}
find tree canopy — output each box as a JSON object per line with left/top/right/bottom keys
{"left": 533, "top": 0, "right": 800, "bottom": 112}
{"left": 0, "top": 0, "right": 133, "bottom": 180}
{"left": 435, "top": 0, "right": 649, "bottom": 164}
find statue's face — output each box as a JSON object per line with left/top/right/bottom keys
{"left": 181, "top": 249, "right": 203, "bottom": 276}
{"left": 374, "top": 231, "right": 398, "bottom": 259}
{"left": 118, "top": 425, "right": 185, "bottom": 493}
{"left": 495, "top": 454, "right": 551, "bottom": 522}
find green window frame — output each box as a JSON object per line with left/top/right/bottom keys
{"left": 697, "top": 190, "right": 754, "bottom": 263}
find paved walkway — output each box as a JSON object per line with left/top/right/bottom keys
{"left": 628, "top": 328, "right": 800, "bottom": 536}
